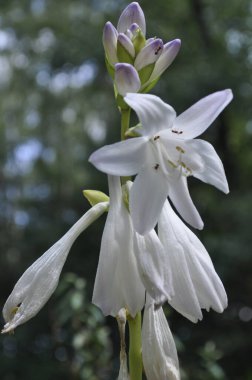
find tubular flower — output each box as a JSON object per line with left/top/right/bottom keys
{"left": 2, "top": 202, "right": 108, "bottom": 333}
{"left": 142, "top": 298, "right": 180, "bottom": 380}
{"left": 89, "top": 90, "right": 233, "bottom": 234}
{"left": 92, "top": 176, "right": 145, "bottom": 317}
{"left": 92, "top": 176, "right": 174, "bottom": 316}
{"left": 103, "top": 2, "right": 181, "bottom": 93}
{"left": 158, "top": 200, "right": 228, "bottom": 322}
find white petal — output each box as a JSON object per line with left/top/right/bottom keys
{"left": 89, "top": 137, "right": 148, "bottom": 176}
{"left": 173, "top": 89, "right": 233, "bottom": 139}
{"left": 187, "top": 139, "right": 229, "bottom": 193}
{"left": 168, "top": 176, "right": 204, "bottom": 230}
{"left": 130, "top": 165, "right": 168, "bottom": 235}
{"left": 115, "top": 63, "right": 141, "bottom": 96}
{"left": 158, "top": 201, "right": 227, "bottom": 322}
{"left": 124, "top": 93, "right": 176, "bottom": 136}
{"left": 117, "top": 2, "right": 146, "bottom": 36}
{"left": 148, "top": 39, "right": 181, "bottom": 83}
{"left": 134, "top": 230, "right": 173, "bottom": 304}
{"left": 92, "top": 176, "right": 145, "bottom": 317}
{"left": 2, "top": 202, "right": 108, "bottom": 333}
{"left": 142, "top": 300, "right": 180, "bottom": 380}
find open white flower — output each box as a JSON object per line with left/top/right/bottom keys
{"left": 142, "top": 297, "right": 180, "bottom": 380}
{"left": 2, "top": 202, "right": 108, "bottom": 333}
{"left": 89, "top": 90, "right": 233, "bottom": 234}
{"left": 158, "top": 200, "right": 228, "bottom": 322}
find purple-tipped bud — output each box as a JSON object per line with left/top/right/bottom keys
{"left": 118, "top": 33, "right": 135, "bottom": 58}
{"left": 125, "top": 29, "right": 133, "bottom": 40}
{"left": 129, "top": 22, "right": 140, "bottom": 36}
{"left": 149, "top": 39, "right": 181, "bottom": 82}
{"left": 134, "top": 38, "right": 163, "bottom": 71}
{"left": 103, "top": 22, "right": 118, "bottom": 64}
{"left": 145, "top": 37, "right": 155, "bottom": 45}
{"left": 115, "top": 63, "right": 141, "bottom": 96}
{"left": 117, "top": 2, "right": 146, "bottom": 36}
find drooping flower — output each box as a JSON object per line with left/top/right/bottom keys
{"left": 92, "top": 175, "right": 145, "bottom": 317}
{"left": 103, "top": 2, "right": 181, "bottom": 93}
{"left": 2, "top": 202, "right": 108, "bottom": 333}
{"left": 142, "top": 297, "right": 180, "bottom": 380}
{"left": 158, "top": 200, "right": 228, "bottom": 322}
{"left": 89, "top": 90, "right": 233, "bottom": 234}
{"left": 92, "top": 176, "right": 173, "bottom": 316}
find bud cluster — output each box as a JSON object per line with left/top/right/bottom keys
{"left": 103, "top": 2, "right": 181, "bottom": 99}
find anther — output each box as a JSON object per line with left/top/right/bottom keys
{"left": 153, "top": 135, "right": 160, "bottom": 141}
{"left": 172, "top": 130, "right": 183, "bottom": 135}
{"left": 176, "top": 146, "right": 185, "bottom": 154}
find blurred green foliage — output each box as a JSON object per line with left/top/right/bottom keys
{"left": 0, "top": 0, "right": 251, "bottom": 379}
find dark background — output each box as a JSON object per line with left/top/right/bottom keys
{"left": 0, "top": 0, "right": 251, "bottom": 379}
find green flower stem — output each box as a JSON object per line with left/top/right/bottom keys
{"left": 120, "top": 107, "right": 142, "bottom": 380}
{"left": 128, "top": 312, "right": 142, "bottom": 380}
{"left": 120, "top": 107, "right": 131, "bottom": 185}
{"left": 121, "top": 107, "right": 131, "bottom": 141}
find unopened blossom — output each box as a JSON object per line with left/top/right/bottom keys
{"left": 117, "top": 309, "right": 130, "bottom": 380}
{"left": 89, "top": 90, "right": 233, "bottom": 234}
{"left": 158, "top": 200, "right": 228, "bottom": 322}
{"left": 92, "top": 176, "right": 173, "bottom": 316}
{"left": 2, "top": 202, "right": 108, "bottom": 333}
{"left": 142, "top": 297, "right": 180, "bottom": 380}
{"left": 115, "top": 63, "right": 141, "bottom": 96}
{"left": 103, "top": 2, "right": 181, "bottom": 91}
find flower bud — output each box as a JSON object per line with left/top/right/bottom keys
{"left": 83, "top": 189, "right": 109, "bottom": 206}
{"left": 134, "top": 38, "right": 163, "bottom": 71}
{"left": 142, "top": 301, "right": 180, "bottom": 380}
{"left": 103, "top": 22, "right": 118, "bottom": 65}
{"left": 2, "top": 202, "right": 108, "bottom": 333}
{"left": 148, "top": 39, "right": 181, "bottom": 83}
{"left": 117, "top": 33, "right": 135, "bottom": 63}
{"left": 115, "top": 63, "right": 141, "bottom": 96}
{"left": 117, "top": 2, "right": 146, "bottom": 36}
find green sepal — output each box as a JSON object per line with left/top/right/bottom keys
{"left": 138, "top": 62, "right": 155, "bottom": 85}
{"left": 132, "top": 29, "right": 146, "bottom": 55}
{"left": 105, "top": 56, "right": 115, "bottom": 79}
{"left": 124, "top": 123, "right": 142, "bottom": 138}
{"left": 116, "top": 94, "right": 130, "bottom": 111}
{"left": 141, "top": 75, "right": 160, "bottom": 93}
{"left": 117, "top": 40, "right": 134, "bottom": 64}
{"left": 83, "top": 190, "right": 109, "bottom": 207}
{"left": 122, "top": 183, "right": 130, "bottom": 212}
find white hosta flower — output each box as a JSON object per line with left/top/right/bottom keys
{"left": 2, "top": 202, "right": 108, "bottom": 333}
{"left": 158, "top": 200, "right": 228, "bottom": 322}
{"left": 133, "top": 228, "right": 173, "bottom": 306}
{"left": 89, "top": 90, "right": 233, "bottom": 234}
{"left": 93, "top": 176, "right": 173, "bottom": 316}
{"left": 92, "top": 176, "right": 145, "bottom": 317}
{"left": 142, "top": 299, "right": 180, "bottom": 380}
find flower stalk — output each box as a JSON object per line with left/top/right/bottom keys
{"left": 128, "top": 312, "right": 142, "bottom": 380}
